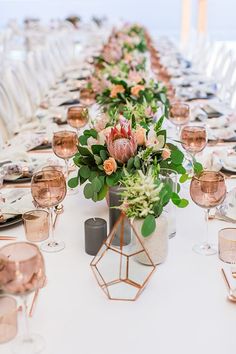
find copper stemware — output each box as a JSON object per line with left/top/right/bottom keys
{"left": 0, "top": 242, "right": 46, "bottom": 353}
{"left": 169, "top": 102, "right": 190, "bottom": 136}
{"left": 67, "top": 105, "right": 89, "bottom": 135}
{"left": 52, "top": 130, "right": 78, "bottom": 194}
{"left": 181, "top": 125, "right": 207, "bottom": 156}
{"left": 0, "top": 296, "right": 17, "bottom": 344}
{"left": 190, "top": 171, "right": 227, "bottom": 255}
{"left": 31, "top": 170, "right": 66, "bottom": 253}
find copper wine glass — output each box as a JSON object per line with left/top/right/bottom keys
{"left": 181, "top": 125, "right": 208, "bottom": 173}
{"left": 52, "top": 130, "right": 78, "bottom": 194}
{"left": 181, "top": 125, "right": 207, "bottom": 156}
{"left": 67, "top": 105, "right": 89, "bottom": 135}
{"left": 31, "top": 170, "right": 66, "bottom": 253}
{"left": 0, "top": 242, "right": 46, "bottom": 353}
{"left": 190, "top": 171, "right": 226, "bottom": 255}
{"left": 169, "top": 102, "right": 190, "bottom": 136}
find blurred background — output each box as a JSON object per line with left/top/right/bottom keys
{"left": 0, "top": 0, "right": 236, "bottom": 40}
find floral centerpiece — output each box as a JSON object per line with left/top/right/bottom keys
{"left": 69, "top": 24, "right": 202, "bottom": 214}
{"left": 69, "top": 116, "right": 198, "bottom": 202}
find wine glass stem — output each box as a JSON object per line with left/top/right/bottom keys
{"left": 65, "top": 159, "right": 69, "bottom": 181}
{"left": 49, "top": 207, "right": 55, "bottom": 245}
{"left": 205, "top": 208, "right": 210, "bottom": 246}
{"left": 22, "top": 294, "right": 30, "bottom": 341}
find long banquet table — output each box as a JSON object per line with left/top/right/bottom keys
{"left": 1, "top": 147, "right": 236, "bottom": 354}
{"left": 1, "top": 21, "right": 236, "bottom": 354}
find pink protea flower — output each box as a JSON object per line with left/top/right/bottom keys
{"left": 106, "top": 122, "right": 137, "bottom": 164}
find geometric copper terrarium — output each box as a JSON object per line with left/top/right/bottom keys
{"left": 90, "top": 213, "right": 156, "bottom": 301}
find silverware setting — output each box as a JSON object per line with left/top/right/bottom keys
{"left": 221, "top": 268, "right": 236, "bottom": 302}
{"left": 0, "top": 236, "right": 17, "bottom": 240}
{"left": 208, "top": 211, "right": 236, "bottom": 223}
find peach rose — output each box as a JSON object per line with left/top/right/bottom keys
{"left": 124, "top": 53, "right": 133, "bottom": 62}
{"left": 110, "top": 85, "right": 125, "bottom": 98}
{"left": 162, "top": 148, "right": 171, "bottom": 160}
{"left": 131, "top": 85, "right": 145, "bottom": 97}
{"left": 135, "top": 126, "right": 146, "bottom": 146}
{"left": 103, "top": 157, "right": 117, "bottom": 175}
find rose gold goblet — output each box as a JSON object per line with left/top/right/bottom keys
{"left": 181, "top": 125, "right": 207, "bottom": 156}
{"left": 169, "top": 102, "right": 190, "bottom": 136}
{"left": 190, "top": 171, "right": 226, "bottom": 255}
{"left": 67, "top": 105, "right": 89, "bottom": 135}
{"left": 31, "top": 169, "right": 66, "bottom": 253}
{"left": 52, "top": 130, "right": 78, "bottom": 194}
{"left": 0, "top": 242, "right": 46, "bottom": 353}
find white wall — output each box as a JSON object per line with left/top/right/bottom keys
{"left": 0, "top": 0, "right": 236, "bottom": 40}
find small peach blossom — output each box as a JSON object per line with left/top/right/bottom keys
{"left": 135, "top": 126, "right": 146, "bottom": 146}
{"left": 110, "top": 84, "right": 125, "bottom": 98}
{"left": 103, "top": 157, "right": 117, "bottom": 175}
{"left": 124, "top": 53, "right": 133, "bottom": 62}
{"left": 131, "top": 85, "right": 145, "bottom": 97}
{"left": 162, "top": 148, "right": 171, "bottom": 160}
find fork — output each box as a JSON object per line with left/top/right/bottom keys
{"left": 221, "top": 268, "right": 236, "bottom": 302}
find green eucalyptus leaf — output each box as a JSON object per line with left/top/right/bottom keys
{"left": 88, "top": 171, "right": 98, "bottom": 182}
{"left": 84, "top": 183, "right": 93, "bottom": 199}
{"left": 79, "top": 166, "right": 91, "bottom": 179}
{"left": 92, "top": 192, "right": 98, "bottom": 202}
{"left": 171, "top": 192, "right": 181, "bottom": 206}
{"left": 84, "top": 129, "right": 98, "bottom": 139}
{"left": 91, "top": 177, "right": 102, "bottom": 192}
{"left": 94, "top": 155, "right": 102, "bottom": 165}
{"left": 91, "top": 145, "right": 107, "bottom": 154}
{"left": 194, "top": 162, "right": 203, "bottom": 175}
{"left": 179, "top": 174, "right": 189, "bottom": 183}
{"left": 170, "top": 149, "right": 184, "bottom": 165}
{"left": 174, "top": 165, "right": 186, "bottom": 174}
{"left": 100, "top": 150, "right": 108, "bottom": 161}
{"left": 141, "top": 215, "right": 156, "bottom": 237}
{"left": 73, "top": 154, "right": 82, "bottom": 166}
{"left": 78, "top": 146, "right": 92, "bottom": 157}
{"left": 79, "top": 175, "right": 86, "bottom": 185}
{"left": 79, "top": 135, "right": 88, "bottom": 146}
{"left": 97, "top": 184, "right": 108, "bottom": 201}
{"left": 68, "top": 177, "right": 78, "bottom": 188}
{"left": 178, "top": 199, "right": 189, "bottom": 208}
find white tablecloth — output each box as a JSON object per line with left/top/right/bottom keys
{"left": 1, "top": 168, "right": 236, "bottom": 354}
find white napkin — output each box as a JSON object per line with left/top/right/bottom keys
{"left": 0, "top": 190, "right": 34, "bottom": 220}
{"left": 191, "top": 106, "right": 208, "bottom": 122}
